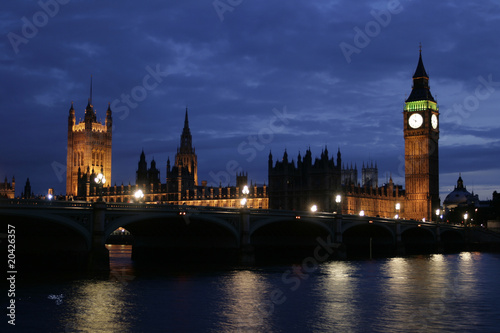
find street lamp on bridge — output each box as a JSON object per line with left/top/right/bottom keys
{"left": 335, "top": 194, "right": 342, "bottom": 215}
{"left": 395, "top": 203, "right": 400, "bottom": 219}
{"left": 94, "top": 172, "right": 106, "bottom": 202}
{"left": 241, "top": 185, "right": 249, "bottom": 208}
{"left": 134, "top": 189, "right": 144, "bottom": 203}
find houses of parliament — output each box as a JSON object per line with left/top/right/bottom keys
{"left": 63, "top": 52, "right": 440, "bottom": 221}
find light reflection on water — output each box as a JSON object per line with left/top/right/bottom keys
{"left": 59, "top": 245, "right": 137, "bottom": 332}
{"left": 61, "top": 281, "right": 135, "bottom": 332}
{"left": 215, "top": 270, "right": 274, "bottom": 332}
{"left": 11, "top": 246, "right": 500, "bottom": 332}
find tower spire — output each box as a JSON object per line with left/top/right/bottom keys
{"left": 179, "top": 107, "right": 193, "bottom": 154}
{"left": 406, "top": 49, "right": 434, "bottom": 102}
{"left": 184, "top": 107, "right": 189, "bottom": 129}
{"left": 89, "top": 75, "right": 93, "bottom": 106}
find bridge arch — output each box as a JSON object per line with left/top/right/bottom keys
{"left": 440, "top": 229, "right": 466, "bottom": 252}
{"left": 401, "top": 226, "right": 436, "bottom": 254}
{"left": 105, "top": 211, "right": 241, "bottom": 264}
{"left": 250, "top": 216, "right": 333, "bottom": 262}
{"left": 342, "top": 221, "right": 395, "bottom": 257}
{"left": 0, "top": 209, "right": 91, "bottom": 248}
{"left": 105, "top": 212, "right": 240, "bottom": 243}
{"left": 0, "top": 209, "right": 91, "bottom": 271}
{"left": 250, "top": 216, "right": 332, "bottom": 237}
{"left": 342, "top": 221, "right": 395, "bottom": 238}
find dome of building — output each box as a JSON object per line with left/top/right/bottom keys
{"left": 443, "top": 175, "right": 478, "bottom": 209}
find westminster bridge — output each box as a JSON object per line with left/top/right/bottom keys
{"left": 1, "top": 199, "right": 499, "bottom": 270}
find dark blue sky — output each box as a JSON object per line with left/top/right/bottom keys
{"left": 1, "top": 0, "right": 499, "bottom": 201}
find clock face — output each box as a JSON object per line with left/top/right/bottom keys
{"left": 431, "top": 114, "right": 438, "bottom": 129}
{"left": 408, "top": 113, "right": 423, "bottom": 129}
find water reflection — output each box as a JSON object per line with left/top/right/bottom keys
{"left": 45, "top": 249, "right": 499, "bottom": 332}
{"left": 108, "top": 244, "right": 136, "bottom": 286}
{"left": 314, "top": 261, "right": 359, "bottom": 332}
{"left": 216, "top": 269, "right": 274, "bottom": 332}
{"left": 61, "top": 281, "right": 134, "bottom": 332}
{"left": 59, "top": 245, "right": 136, "bottom": 332}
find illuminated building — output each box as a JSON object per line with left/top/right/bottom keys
{"left": 269, "top": 51, "right": 437, "bottom": 219}
{"left": 67, "top": 51, "right": 439, "bottom": 218}
{"left": 78, "top": 109, "right": 268, "bottom": 209}
{"left": 268, "top": 147, "right": 342, "bottom": 211}
{"left": 66, "top": 78, "right": 112, "bottom": 197}
{"left": 0, "top": 176, "right": 15, "bottom": 199}
{"left": 443, "top": 175, "right": 479, "bottom": 212}
{"left": 403, "top": 49, "right": 440, "bottom": 221}
{"left": 268, "top": 148, "right": 404, "bottom": 216}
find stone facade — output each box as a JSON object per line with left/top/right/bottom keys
{"left": 0, "top": 176, "right": 15, "bottom": 199}
{"left": 66, "top": 81, "right": 112, "bottom": 197}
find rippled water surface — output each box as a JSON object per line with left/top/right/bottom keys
{"left": 6, "top": 246, "right": 500, "bottom": 332}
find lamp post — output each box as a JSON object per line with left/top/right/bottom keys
{"left": 310, "top": 204, "right": 318, "bottom": 213}
{"left": 134, "top": 189, "right": 144, "bottom": 203}
{"left": 94, "top": 173, "right": 106, "bottom": 202}
{"left": 335, "top": 194, "right": 342, "bottom": 215}
{"left": 241, "top": 185, "right": 249, "bottom": 208}
{"left": 464, "top": 212, "right": 468, "bottom": 226}
{"left": 395, "top": 203, "right": 400, "bottom": 219}
{"left": 435, "top": 209, "right": 440, "bottom": 224}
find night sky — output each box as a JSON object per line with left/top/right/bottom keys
{"left": 1, "top": 0, "right": 499, "bottom": 201}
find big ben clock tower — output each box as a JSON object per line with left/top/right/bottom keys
{"left": 403, "top": 50, "right": 439, "bottom": 221}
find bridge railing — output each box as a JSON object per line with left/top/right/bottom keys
{"left": 0, "top": 200, "right": 466, "bottom": 229}
{"left": 0, "top": 199, "right": 92, "bottom": 209}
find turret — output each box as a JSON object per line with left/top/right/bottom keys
{"left": 23, "top": 178, "right": 31, "bottom": 199}
{"left": 84, "top": 76, "right": 96, "bottom": 128}
{"left": 68, "top": 101, "right": 75, "bottom": 128}
{"left": 105, "top": 102, "right": 112, "bottom": 131}
{"left": 337, "top": 148, "right": 341, "bottom": 168}
{"left": 179, "top": 107, "right": 193, "bottom": 154}
{"left": 136, "top": 150, "right": 148, "bottom": 187}
{"left": 283, "top": 149, "right": 288, "bottom": 163}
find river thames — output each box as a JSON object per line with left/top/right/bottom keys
{"left": 5, "top": 245, "right": 500, "bottom": 332}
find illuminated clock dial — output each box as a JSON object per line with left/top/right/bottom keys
{"left": 409, "top": 113, "right": 423, "bottom": 129}
{"left": 431, "top": 114, "right": 438, "bottom": 129}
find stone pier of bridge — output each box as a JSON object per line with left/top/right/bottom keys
{"left": 88, "top": 201, "right": 110, "bottom": 271}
